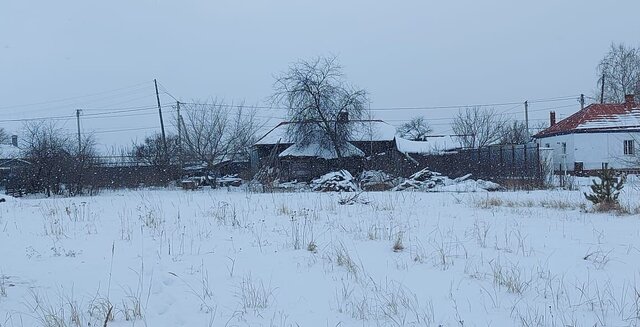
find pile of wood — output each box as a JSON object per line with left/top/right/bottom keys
{"left": 311, "top": 170, "right": 358, "bottom": 192}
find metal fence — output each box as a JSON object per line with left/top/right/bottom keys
{"left": 409, "top": 143, "right": 544, "bottom": 186}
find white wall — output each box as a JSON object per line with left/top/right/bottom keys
{"left": 536, "top": 134, "right": 574, "bottom": 172}
{"left": 536, "top": 131, "right": 640, "bottom": 171}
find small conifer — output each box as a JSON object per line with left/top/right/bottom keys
{"left": 584, "top": 164, "right": 625, "bottom": 210}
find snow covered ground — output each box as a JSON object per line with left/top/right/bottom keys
{"left": 1, "top": 183, "right": 640, "bottom": 326}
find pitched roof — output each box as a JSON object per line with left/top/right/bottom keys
{"left": 279, "top": 142, "right": 365, "bottom": 159}
{"left": 395, "top": 136, "right": 462, "bottom": 154}
{"left": 534, "top": 102, "right": 640, "bottom": 138}
{"left": 254, "top": 120, "right": 397, "bottom": 145}
{"left": 0, "top": 144, "right": 21, "bottom": 160}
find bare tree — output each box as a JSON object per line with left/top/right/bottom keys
{"left": 0, "top": 128, "right": 9, "bottom": 145}
{"left": 272, "top": 56, "right": 369, "bottom": 158}
{"left": 597, "top": 43, "right": 640, "bottom": 103}
{"left": 131, "top": 133, "right": 180, "bottom": 167}
{"left": 22, "top": 121, "right": 74, "bottom": 196}
{"left": 452, "top": 106, "right": 507, "bottom": 148}
{"left": 398, "top": 116, "right": 433, "bottom": 141}
{"left": 19, "top": 121, "right": 101, "bottom": 196}
{"left": 71, "top": 134, "right": 101, "bottom": 195}
{"left": 499, "top": 120, "right": 529, "bottom": 145}
{"left": 530, "top": 121, "right": 549, "bottom": 136}
{"left": 180, "top": 101, "right": 258, "bottom": 187}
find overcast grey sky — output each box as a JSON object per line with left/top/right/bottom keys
{"left": 1, "top": 0, "right": 639, "bottom": 150}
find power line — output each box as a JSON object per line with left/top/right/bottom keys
{"left": 82, "top": 107, "right": 164, "bottom": 117}
{"left": 0, "top": 101, "right": 577, "bottom": 125}
{"left": 81, "top": 111, "right": 167, "bottom": 121}
{"left": 156, "top": 81, "right": 179, "bottom": 102}
{"left": 81, "top": 104, "right": 172, "bottom": 111}
{"left": 528, "top": 103, "right": 577, "bottom": 113}
{"left": 0, "top": 106, "right": 176, "bottom": 123}
{"left": 178, "top": 95, "right": 580, "bottom": 112}
{"left": 1, "top": 88, "right": 158, "bottom": 117}
{"left": 369, "top": 96, "right": 579, "bottom": 112}
{"left": 0, "top": 114, "right": 76, "bottom": 123}
{"left": 0, "top": 81, "right": 154, "bottom": 110}
{"left": 90, "top": 126, "right": 162, "bottom": 134}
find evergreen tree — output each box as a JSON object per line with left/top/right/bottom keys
{"left": 584, "top": 164, "right": 625, "bottom": 209}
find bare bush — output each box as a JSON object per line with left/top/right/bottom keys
{"left": 21, "top": 121, "right": 101, "bottom": 196}
{"left": 181, "top": 101, "right": 258, "bottom": 187}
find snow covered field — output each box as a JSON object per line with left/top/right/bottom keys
{"left": 1, "top": 184, "right": 640, "bottom": 326}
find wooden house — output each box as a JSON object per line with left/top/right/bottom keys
{"left": 251, "top": 119, "right": 401, "bottom": 181}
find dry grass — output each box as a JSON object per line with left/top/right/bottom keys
{"left": 476, "top": 196, "right": 583, "bottom": 211}
{"left": 0, "top": 274, "right": 7, "bottom": 298}
{"left": 236, "top": 273, "right": 276, "bottom": 313}
{"left": 392, "top": 232, "right": 405, "bottom": 252}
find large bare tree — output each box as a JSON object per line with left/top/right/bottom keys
{"left": 597, "top": 43, "right": 640, "bottom": 103}
{"left": 398, "top": 116, "right": 433, "bottom": 141}
{"left": 272, "top": 56, "right": 369, "bottom": 158}
{"left": 180, "top": 101, "right": 258, "bottom": 186}
{"left": 452, "top": 106, "right": 507, "bottom": 148}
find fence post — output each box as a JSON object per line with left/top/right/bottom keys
{"left": 523, "top": 144, "right": 528, "bottom": 180}
{"left": 536, "top": 143, "right": 541, "bottom": 186}
{"left": 499, "top": 146, "right": 504, "bottom": 177}
{"left": 511, "top": 145, "right": 516, "bottom": 178}
{"left": 487, "top": 147, "right": 491, "bottom": 180}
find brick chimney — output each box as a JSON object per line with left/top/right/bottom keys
{"left": 550, "top": 111, "right": 556, "bottom": 126}
{"left": 11, "top": 135, "right": 17, "bottom": 147}
{"left": 625, "top": 94, "right": 636, "bottom": 109}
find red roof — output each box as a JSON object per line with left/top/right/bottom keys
{"left": 534, "top": 101, "right": 640, "bottom": 138}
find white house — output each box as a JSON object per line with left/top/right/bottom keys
{"left": 533, "top": 94, "right": 640, "bottom": 173}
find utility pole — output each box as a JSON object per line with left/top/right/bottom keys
{"left": 176, "top": 101, "right": 183, "bottom": 170}
{"left": 524, "top": 100, "right": 530, "bottom": 140}
{"left": 600, "top": 73, "right": 606, "bottom": 104}
{"left": 75, "top": 109, "right": 83, "bottom": 195}
{"left": 580, "top": 94, "right": 585, "bottom": 110}
{"left": 76, "top": 109, "right": 82, "bottom": 153}
{"left": 154, "top": 79, "right": 168, "bottom": 164}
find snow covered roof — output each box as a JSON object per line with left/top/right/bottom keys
{"left": 279, "top": 142, "right": 365, "bottom": 159}
{"left": 254, "top": 120, "right": 397, "bottom": 145}
{"left": 0, "top": 144, "right": 21, "bottom": 159}
{"left": 535, "top": 96, "right": 640, "bottom": 138}
{"left": 395, "top": 136, "right": 462, "bottom": 154}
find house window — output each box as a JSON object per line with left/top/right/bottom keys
{"left": 624, "top": 140, "right": 634, "bottom": 155}
{"left": 561, "top": 142, "right": 567, "bottom": 154}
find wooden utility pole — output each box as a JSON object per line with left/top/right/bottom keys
{"left": 75, "top": 109, "right": 83, "bottom": 195}
{"left": 580, "top": 94, "right": 585, "bottom": 110}
{"left": 600, "top": 74, "right": 606, "bottom": 104}
{"left": 76, "top": 109, "right": 82, "bottom": 153}
{"left": 524, "top": 100, "right": 530, "bottom": 140}
{"left": 176, "top": 101, "right": 183, "bottom": 170}
{"left": 154, "top": 79, "right": 168, "bottom": 164}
